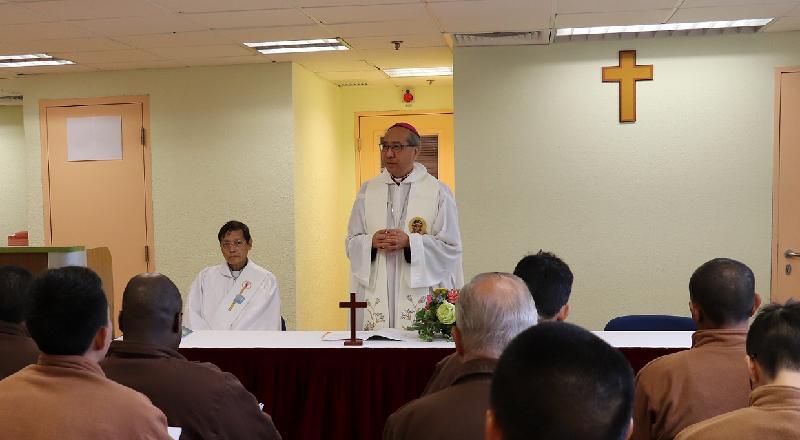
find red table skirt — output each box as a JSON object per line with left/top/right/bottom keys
{"left": 180, "top": 346, "right": 685, "bottom": 440}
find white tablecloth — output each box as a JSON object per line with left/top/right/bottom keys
{"left": 179, "top": 330, "right": 693, "bottom": 349}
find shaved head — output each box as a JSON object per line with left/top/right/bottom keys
{"left": 119, "top": 273, "right": 182, "bottom": 347}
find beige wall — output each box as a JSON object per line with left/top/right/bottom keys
{"left": 292, "top": 64, "right": 348, "bottom": 330}
{"left": 0, "top": 105, "right": 27, "bottom": 241}
{"left": 8, "top": 64, "right": 297, "bottom": 327}
{"left": 455, "top": 31, "right": 800, "bottom": 330}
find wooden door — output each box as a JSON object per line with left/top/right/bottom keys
{"left": 356, "top": 112, "right": 454, "bottom": 191}
{"left": 41, "top": 97, "right": 153, "bottom": 331}
{"left": 773, "top": 70, "right": 800, "bottom": 304}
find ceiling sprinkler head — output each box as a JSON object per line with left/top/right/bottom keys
{"left": 392, "top": 40, "right": 403, "bottom": 50}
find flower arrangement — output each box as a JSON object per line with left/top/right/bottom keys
{"left": 408, "top": 288, "right": 459, "bottom": 341}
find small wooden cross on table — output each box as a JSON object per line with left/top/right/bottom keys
{"left": 339, "top": 292, "right": 367, "bottom": 346}
{"left": 603, "top": 50, "right": 653, "bottom": 123}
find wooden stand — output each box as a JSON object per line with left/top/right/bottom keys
{"left": 339, "top": 292, "right": 367, "bottom": 346}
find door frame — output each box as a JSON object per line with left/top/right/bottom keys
{"left": 771, "top": 67, "right": 800, "bottom": 300}
{"left": 354, "top": 109, "right": 453, "bottom": 191}
{"left": 39, "top": 95, "right": 156, "bottom": 270}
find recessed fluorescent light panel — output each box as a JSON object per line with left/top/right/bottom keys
{"left": 0, "top": 53, "right": 74, "bottom": 68}
{"left": 557, "top": 18, "right": 773, "bottom": 37}
{"left": 244, "top": 38, "right": 349, "bottom": 55}
{"left": 383, "top": 67, "right": 453, "bottom": 78}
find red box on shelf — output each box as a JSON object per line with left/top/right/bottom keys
{"left": 7, "top": 231, "right": 28, "bottom": 246}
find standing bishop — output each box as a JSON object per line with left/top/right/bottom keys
{"left": 346, "top": 122, "right": 463, "bottom": 330}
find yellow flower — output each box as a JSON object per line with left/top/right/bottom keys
{"left": 436, "top": 301, "right": 456, "bottom": 325}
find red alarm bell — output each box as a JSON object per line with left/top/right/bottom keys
{"left": 403, "top": 89, "right": 414, "bottom": 103}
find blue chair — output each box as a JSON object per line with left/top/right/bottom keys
{"left": 604, "top": 315, "right": 696, "bottom": 331}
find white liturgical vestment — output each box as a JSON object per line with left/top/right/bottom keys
{"left": 186, "top": 260, "right": 282, "bottom": 331}
{"left": 346, "top": 163, "right": 463, "bottom": 330}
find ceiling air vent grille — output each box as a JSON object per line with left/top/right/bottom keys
{"left": 335, "top": 80, "right": 369, "bottom": 87}
{"left": 0, "top": 94, "right": 23, "bottom": 105}
{"left": 450, "top": 31, "right": 551, "bottom": 47}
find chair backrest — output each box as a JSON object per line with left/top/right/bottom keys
{"left": 604, "top": 315, "right": 697, "bottom": 331}
{"left": 86, "top": 247, "right": 115, "bottom": 334}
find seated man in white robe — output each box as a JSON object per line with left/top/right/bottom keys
{"left": 186, "top": 220, "right": 282, "bottom": 330}
{"left": 346, "top": 122, "right": 463, "bottom": 330}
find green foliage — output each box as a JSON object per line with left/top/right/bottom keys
{"left": 408, "top": 288, "right": 458, "bottom": 342}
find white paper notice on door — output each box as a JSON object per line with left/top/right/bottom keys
{"left": 66, "top": 115, "right": 123, "bottom": 161}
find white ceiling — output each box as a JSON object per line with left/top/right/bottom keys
{"left": 0, "top": 0, "right": 798, "bottom": 86}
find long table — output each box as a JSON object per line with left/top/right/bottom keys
{"left": 179, "top": 331, "right": 691, "bottom": 440}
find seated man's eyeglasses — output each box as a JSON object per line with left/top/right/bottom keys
{"left": 379, "top": 143, "right": 416, "bottom": 153}
{"left": 220, "top": 239, "right": 246, "bottom": 249}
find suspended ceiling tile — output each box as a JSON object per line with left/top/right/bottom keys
{"left": 181, "top": 8, "right": 315, "bottom": 29}
{"left": 556, "top": 0, "right": 678, "bottom": 14}
{"left": 115, "top": 31, "right": 232, "bottom": 48}
{"left": 151, "top": 0, "right": 294, "bottom": 13}
{"left": 49, "top": 49, "right": 166, "bottom": 63}
{"left": 555, "top": 9, "right": 672, "bottom": 27}
{"left": 279, "top": 49, "right": 364, "bottom": 63}
{"left": 670, "top": 4, "right": 798, "bottom": 22}
{"left": 0, "top": 22, "right": 93, "bottom": 40}
{"left": 764, "top": 15, "right": 800, "bottom": 31}
{"left": 0, "top": 3, "right": 51, "bottom": 24}
{"left": 147, "top": 44, "right": 254, "bottom": 59}
{"left": 2, "top": 37, "right": 132, "bottom": 53}
{"left": 363, "top": 47, "right": 452, "bottom": 69}
{"left": 345, "top": 34, "right": 447, "bottom": 50}
{"left": 293, "top": 59, "right": 376, "bottom": 72}
{"left": 314, "top": 69, "right": 387, "bottom": 81}
{"left": 71, "top": 14, "right": 208, "bottom": 36}
{"left": 389, "top": 76, "right": 453, "bottom": 88}
{"left": 323, "top": 17, "right": 440, "bottom": 37}
{"left": 427, "top": 0, "right": 553, "bottom": 33}
{"left": 24, "top": 0, "right": 169, "bottom": 20}
{"left": 295, "top": 0, "right": 420, "bottom": 6}
{"left": 304, "top": 3, "right": 429, "bottom": 24}
{"left": 215, "top": 25, "right": 333, "bottom": 43}
{"left": 87, "top": 59, "right": 186, "bottom": 71}
{"left": 180, "top": 55, "right": 271, "bottom": 66}
{"left": 680, "top": 0, "right": 796, "bottom": 7}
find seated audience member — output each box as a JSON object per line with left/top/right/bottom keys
{"left": 513, "top": 250, "right": 573, "bottom": 321}
{"left": 485, "top": 322, "right": 635, "bottom": 440}
{"left": 186, "top": 220, "right": 282, "bottom": 330}
{"left": 0, "top": 265, "right": 39, "bottom": 379}
{"left": 0, "top": 266, "right": 169, "bottom": 439}
{"left": 422, "top": 250, "right": 572, "bottom": 396}
{"left": 677, "top": 301, "right": 800, "bottom": 440}
{"left": 383, "top": 272, "right": 537, "bottom": 440}
{"left": 102, "top": 273, "right": 281, "bottom": 440}
{"left": 632, "top": 258, "right": 760, "bottom": 440}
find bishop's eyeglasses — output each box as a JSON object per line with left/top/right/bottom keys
{"left": 379, "top": 143, "right": 416, "bottom": 153}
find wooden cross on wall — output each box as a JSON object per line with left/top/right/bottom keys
{"left": 603, "top": 50, "right": 653, "bottom": 123}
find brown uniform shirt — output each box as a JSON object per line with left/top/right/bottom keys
{"left": 632, "top": 329, "right": 752, "bottom": 440}
{"left": 0, "top": 321, "right": 40, "bottom": 380}
{"left": 421, "top": 351, "right": 461, "bottom": 396}
{"left": 383, "top": 357, "right": 497, "bottom": 440}
{"left": 676, "top": 384, "right": 800, "bottom": 440}
{"left": 101, "top": 340, "right": 281, "bottom": 440}
{"left": 0, "top": 354, "right": 169, "bottom": 440}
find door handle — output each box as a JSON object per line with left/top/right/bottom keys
{"left": 786, "top": 250, "right": 800, "bottom": 258}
